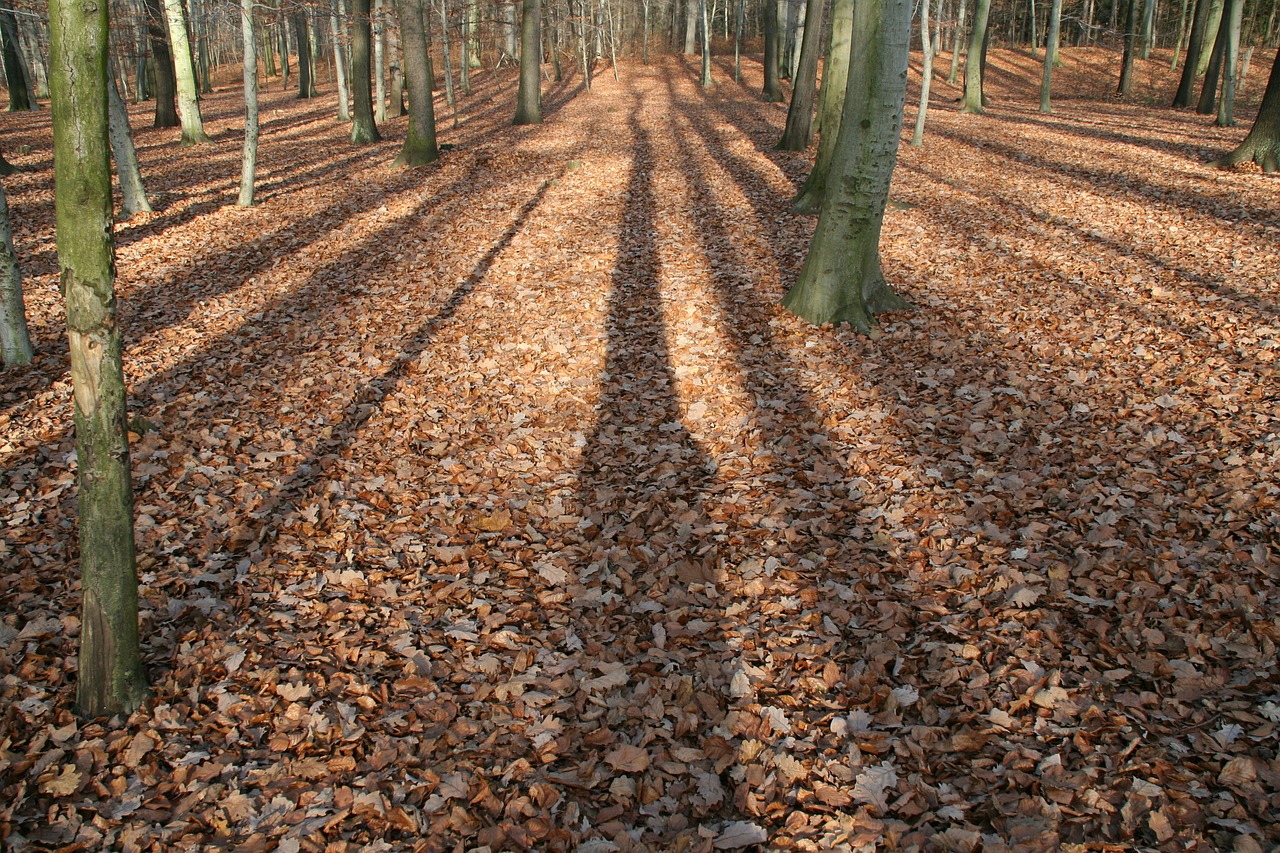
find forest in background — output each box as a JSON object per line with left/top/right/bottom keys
{"left": 2, "top": 0, "right": 1280, "bottom": 846}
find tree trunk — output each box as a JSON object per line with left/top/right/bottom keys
{"left": 1039, "top": 0, "right": 1062, "bottom": 111}
{"left": 684, "top": 0, "right": 697, "bottom": 53}
{"left": 1, "top": 3, "right": 32, "bottom": 110}
{"left": 761, "top": 0, "right": 782, "bottom": 100}
{"left": 1213, "top": 43, "right": 1280, "bottom": 170}
{"left": 1140, "top": 0, "right": 1155, "bottom": 57}
{"left": 515, "top": 0, "right": 542, "bottom": 123}
{"left": 393, "top": 0, "right": 439, "bottom": 165}
{"left": 387, "top": 16, "right": 406, "bottom": 114}
{"left": 439, "top": 0, "right": 458, "bottom": 121}
{"left": 239, "top": 0, "right": 259, "bottom": 205}
{"left": 948, "top": 0, "right": 965, "bottom": 82}
{"left": 1196, "top": 0, "right": 1224, "bottom": 77}
{"left": 350, "top": 0, "right": 380, "bottom": 141}
{"left": 374, "top": 0, "right": 387, "bottom": 121}
{"left": 1196, "top": 0, "right": 1229, "bottom": 113}
{"left": 107, "top": 77, "right": 152, "bottom": 216}
{"left": 700, "top": 0, "right": 712, "bottom": 87}
{"left": 1118, "top": 0, "right": 1137, "bottom": 94}
{"left": 0, "top": 183, "right": 33, "bottom": 367}
{"left": 19, "top": 16, "right": 49, "bottom": 100}
{"left": 793, "top": 0, "right": 853, "bottom": 211}
{"left": 960, "top": 0, "right": 991, "bottom": 112}
{"left": 782, "top": 0, "right": 912, "bottom": 329}
{"left": 49, "top": 0, "right": 148, "bottom": 719}
{"left": 1173, "top": 0, "right": 1209, "bottom": 104}
{"left": 1172, "top": 0, "right": 1190, "bottom": 68}
{"left": 910, "top": 0, "right": 934, "bottom": 145}
{"left": 1215, "top": 0, "right": 1243, "bottom": 125}
{"left": 778, "top": 0, "right": 824, "bottom": 148}
{"left": 163, "top": 0, "right": 211, "bottom": 142}
{"left": 295, "top": 9, "right": 316, "bottom": 97}
{"left": 330, "top": 8, "right": 351, "bottom": 121}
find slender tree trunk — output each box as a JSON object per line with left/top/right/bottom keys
{"left": 107, "top": 77, "right": 152, "bottom": 216}
{"left": 295, "top": 9, "right": 316, "bottom": 97}
{"left": 733, "top": 0, "right": 742, "bottom": 79}
{"left": 778, "top": 0, "right": 824, "bottom": 148}
{"left": 0, "top": 183, "right": 33, "bottom": 367}
{"left": 1140, "top": 0, "right": 1155, "bottom": 57}
{"left": 643, "top": 0, "right": 650, "bottom": 63}
{"left": 960, "top": 0, "right": 990, "bottom": 112}
{"left": 460, "top": 0, "right": 472, "bottom": 93}
{"left": 350, "top": 0, "right": 380, "bottom": 140}
{"left": 163, "top": 0, "right": 211, "bottom": 142}
{"left": 789, "top": 0, "right": 805, "bottom": 77}
{"left": 1174, "top": 0, "right": 1209, "bottom": 104}
{"left": 515, "top": 0, "right": 542, "bottom": 123}
{"left": 1172, "top": 0, "right": 1190, "bottom": 68}
{"left": 1197, "top": 0, "right": 1230, "bottom": 112}
{"left": 387, "top": 15, "right": 406, "bottom": 113}
{"left": 1215, "top": 0, "right": 1242, "bottom": 124}
{"left": 1, "top": 3, "right": 32, "bottom": 110}
{"left": 762, "top": 0, "right": 782, "bottom": 100}
{"left": 1029, "top": 0, "right": 1039, "bottom": 53}
{"left": 911, "top": 0, "right": 934, "bottom": 145}
{"left": 948, "top": 0, "right": 965, "bottom": 82}
{"left": 1196, "top": 0, "right": 1224, "bottom": 77}
{"left": 331, "top": 7, "right": 351, "bottom": 121}
{"left": 1212, "top": 46, "right": 1280, "bottom": 170}
{"left": 782, "top": 0, "right": 912, "bottom": 328}
{"left": 393, "top": 0, "right": 439, "bottom": 165}
{"left": 1040, "top": 0, "right": 1062, "bottom": 110}
{"left": 144, "top": 0, "right": 179, "bottom": 125}
{"left": 239, "top": 0, "right": 258, "bottom": 205}
{"left": 1118, "top": 0, "right": 1138, "bottom": 94}
{"left": 793, "top": 0, "right": 852, "bottom": 211}
{"left": 374, "top": 0, "right": 387, "bottom": 121}
{"left": 49, "top": 0, "right": 148, "bottom": 718}
{"left": 700, "top": 0, "right": 712, "bottom": 86}
{"left": 440, "top": 0, "right": 458, "bottom": 122}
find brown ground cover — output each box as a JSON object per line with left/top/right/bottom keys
{"left": 1, "top": 46, "right": 1278, "bottom": 852}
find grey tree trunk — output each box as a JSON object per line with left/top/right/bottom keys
{"left": 1174, "top": 0, "right": 1210, "bottom": 105}
{"left": 761, "top": 0, "right": 782, "bottom": 100}
{"left": 0, "top": 183, "right": 33, "bottom": 367}
{"left": 351, "top": 0, "right": 380, "bottom": 140}
{"left": 1029, "top": 0, "right": 1038, "bottom": 54}
{"left": 330, "top": 7, "right": 351, "bottom": 121}
{"left": 778, "top": 0, "right": 824, "bottom": 149}
{"left": 781, "top": 0, "right": 912, "bottom": 329}
{"left": 1197, "top": 0, "right": 1230, "bottom": 113}
{"left": 515, "top": 0, "right": 542, "bottom": 123}
{"left": 960, "top": 0, "right": 990, "bottom": 112}
{"left": 19, "top": 16, "right": 49, "bottom": 100}
{"left": 1039, "top": 0, "right": 1063, "bottom": 111}
{"left": 789, "top": 0, "right": 805, "bottom": 78}
{"left": 439, "top": 0, "right": 458, "bottom": 122}
{"left": 239, "top": 0, "right": 259, "bottom": 205}
{"left": 505, "top": 0, "right": 518, "bottom": 57}
{"left": 374, "top": 0, "right": 387, "bottom": 121}
{"left": 700, "top": 0, "right": 712, "bottom": 87}
{"left": 1196, "top": 0, "right": 1224, "bottom": 77}
{"left": 948, "top": 0, "right": 965, "bottom": 83}
{"left": 1, "top": 3, "right": 32, "bottom": 110}
{"left": 684, "top": 0, "right": 697, "bottom": 53}
{"left": 1172, "top": 0, "right": 1190, "bottom": 68}
{"left": 393, "top": 0, "right": 439, "bottom": 165}
{"left": 1212, "top": 46, "right": 1280, "bottom": 170}
{"left": 49, "top": 0, "right": 148, "bottom": 718}
{"left": 793, "top": 0, "right": 853, "bottom": 212}
{"left": 910, "top": 0, "right": 934, "bottom": 146}
{"left": 1216, "top": 0, "right": 1242, "bottom": 125}
{"left": 1140, "top": 0, "right": 1156, "bottom": 57}
{"left": 295, "top": 9, "right": 317, "bottom": 97}
{"left": 387, "top": 15, "right": 406, "bottom": 114}
{"left": 163, "top": 0, "right": 211, "bottom": 142}
{"left": 107, "top": 77, "right": 152, "bottom": 216}
{"left": 1118, "top": 0, "right": 1138, "bottom": 95}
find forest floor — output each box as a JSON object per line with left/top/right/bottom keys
{"left": 2, "top": 46, "right": 1279, "bottom": 853}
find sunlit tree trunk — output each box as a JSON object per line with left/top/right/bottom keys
{"left": 1196, "top": 0, "right": 1224, "bottom": 77}
{"left": 960, "top": 0, "right": 990, "bottom": 112}
{"left": 778, "top": 0, "right": 823, "bottom": 148}
{"left": 515, "top": 0, "right": 542, "bottom": 123}
{"left": 684, "top": 0, "right": 697, "bottom": 53}
{"left": 49, "top": 0, "right": 148, "bottom": 718}
{"left": 1039, "top": 0, "right": 1062, "bottom": 111}
{"left": 107, "top": 77, "right": 152, "bottom": 216}
{"left": 295, "top": 9, "right": 316, "bottom": 97}
{"left": 1140, "top": 0, "right": 1155, "bottom": 57}
{"left": 793, "top": 0, "right": 852, "bottom": 211}
{"left": 1, "top": 2, "right": 32, "bottom": 110}
{"left": 393, "top": 0, "right": 439, "bottom": 165}
{"left": 374, "top": 0, "right": 387, "bottom": 121}
{"left": 239, "top": 0, "right": 259, "bottom": 205}
{"left": 1212, "top": 45, "right": 1280, "bottom": 170}
{"left": 700, "top": 0, "right": 712, "bottom": 86}
{"left": 1174, "top": 0, "right": 1209, "bottom": 104}
{"left": 910, "top": 0, "right": 934, "bottom": 145}
{"left": 948, "top": 0, "right": 965, "bottom": 82}
{"left": 0, "top": 183, "right": 33, "bottom": 367}
{"left": 1118, "top": 0, "right": 1137, "bottom": 94}
{"left": 351, "top": 0, "right": 380, "bottom": 141}
{"left": 331, "top": 6, "right": 351, "bottom": 121}
{"left": 1216, "top": 0, "right": 1244, "bottom": 126}
{"left": 782, "top": 0, "right": 912, "bottom": 329}
{"left": 1197, "top": 0, "right": 1230, "bottom": 113}
{"left": 163, "top": 0, "right": 210, "bottom": 142}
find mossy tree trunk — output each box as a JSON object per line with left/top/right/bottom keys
{"left": 351, "top": 0, "right": 380, "bottom": 142}
{"left": 162, "top": 0, "right": 210, "bottom": 142}
{"left": 1212, "top": 46, "right": 1280, "bottom": 171}
{"left": 777, "top": 0, "right": 824, "bottom": 149}
{"left": 393, "top": 0, "right": 439, "bottom": 165}
{"left": 1, "top": 183, "right": 33, "bottom": 367}
{"left": 793, "top": 0, "right": 853, "bottom": 212}
{"left": 49, "top": 0, "right": 148, "bottom": 719}
{"left": 514, "top": 0, "right": 542, "bottom": 124}
{"left": 960, "top": 0, "right": 990, "bottom": 112}
{"left": 781, "top": 0, "right": 912, "bottom": 329}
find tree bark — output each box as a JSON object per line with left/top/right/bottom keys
{"left": 374, "top": 0, "right": 387, "bottom": 121}
{"left": 294, "top": 9, "right": 316, "bottom": 97}
{"left": 782, "top": 0, "right": 912, "bottom": 328}
{"left": 107, "top": 77, "right": 152, "bottom": 216}
{"left": 515, "top": 0, "right": 542, "bottom": 123}
{"left": 778, "top": 0, "right": 824, "bottom": 148}
{"left": 1118, "top": 0, "right": 1137, "bottom": 95}
{"left": 351, "top": 0, "right": 380, "bottom": 141}
{"left": 1039, "top": 0, "right": 1062, "bottom": 111}
{"left": 1215, "top": 0, "right": 1242, "bottom": 125}
{"left": 49, "top": 0, "right": 148, "bottom": 719}
{"left": 793, "top": 0, "right": 853, "bottom": 211}
{"left": 948, "top": 0, "right": 965, "bottom": 83}
{"left": 700, "top": 0, "right": 712, "bottom": 87}
{"left": 1173, "top": 0, "right": 1209, "bottom": 104}
{"left": 163, "top": 0, "right": 210, "bottom": 142}
{"left": 0, "top": 183, "right": 33, "bottom": 367}
{"left": 1213, "top": 38, "right": 1280, "bottom": 171}
{"left": 683, "top": 0, "right": 697, "bottom": 54}
{"left": 330, "top": 7, "right": 351, "bottom": 121}
{"left": 239, "top": 0, "right": 259, "bottom": 205}
{"left": 393, "top": 0, "right": 439, "bottom": 165}
{"left": 761, "top": 0, "right": 783, "bottom": 100}
{"left": 910, "top": 0, "right": 934, "bottom": 145}
{"left": 1, "top": 2, "right": 32, "bottom": 110}
{"left": 1196, "top": 0, "right": 1230, "bottom": 113}
{"left": 960, "top": 0, "right": 991, "bottom": 112}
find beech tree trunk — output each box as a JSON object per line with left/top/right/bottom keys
{"left": 1040, "top": 0, "right": 1063, "bottom": 111}
{"left": 515, "top": 0, "right": 542, "bottom": 123}
{"left": 295, "top": 9, "right": 316, "bottom": 98}
{"left": 781, "top": 0, "right": 912, "bottom": 329}
{"left": 777, "top": 0, "right": 824, "bottom": 149}
{"left": 393, "top": 0, "right": 439, "bottom": 165}
{"left": 1118, "top": 0, "right": 1137, "bottom": 95}
{"left": 106, "top": 77, "right": 152, "bottom": 216}
{"left": 1, "top": 2, "right": 32, "bottom": 110}
{"left": 960, "top": 0, "right": 991, "bottom": 112}
{"left": 1173, "top": 0, "right": 1210, "bottom": 105}
{"left": 1215, "top": 0, "right": 1242, "bottom": 125}
{"left": 143, "top": 0, "right": 179, "bottom": 126}
{"left": 330, "top": 7, "right": 351, "bottom": 121}
{"left": 239, "top": 0, "right": 259, "bottom": 205}
{"left": 0, "top": 183, "right": 33, "bottom": 367}
{"left": 163, "top": 0, "right": 211, "bottom": 142}
{"left": 1212, "top": 43, "right": 1280, "bottom": 170}
{"left": 910, "top": 0, "right": 934, "bottom": 146}
{"left": 793, "top": 0, "right": 853, "bottom": 212}
{"left": 350, "top": 0, "right": 380, "bottom": 141}
{"left": 761, "top": 0, "right": 782, "bottom": 100}
{"left": 1196, "top": 0, "right": 1230, "bottom": 114}
{"left": 374, "top": 0, "right": 387, "bottom": 121}
{"left": 49, "top": 0, "right": 149, "bottom": 719}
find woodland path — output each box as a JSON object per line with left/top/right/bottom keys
{"left": 2, "top": 55, "right": 1279, "bottom": 851}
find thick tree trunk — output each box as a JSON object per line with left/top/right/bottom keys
{"left": 239, "top": 0, "right": 259, "bottom": 205}
{"left": 793, "top": 0, "right": 853, "bottom": 211}
{"left": 0, "top": 183, "right": 33, "bottom": 367}
{"left": 49, "top": 0, "right": 148, "bottom": 719}
{"left": 1215, "top": 0, "right": 1242, "bottom": 125}
{"left": 910, "top": 0, "right": 934, "bottom": 145}
{"left": 1, "top": 3, "right": 32, "bottom": 110}
{"left": 393, "top": 0, "right": 439, "bottom": 165}
{"left": 163, "top": 0, "right": 210, "bottom": 142}
{"left": 1212, "top": 35, "right": 1280, "bottom": 170}
{"left": 1196, "top": 0, "right": 1230, "bottom": 113}
{"left": 683, "top": 0, "right": 697, "bottom": 53}
{"left": 295, "top": 10, "right": 316, "bottom": 97}
{"left": 1039, "top": 0, "right": 1063, "bottom": 111}
{"left": 351, "top": 0, "right": 380, "bottom": 141}
{"left": 960, "top": 0, "right": 990, "bottom": 112}
{"left": 1174, "top": 0, "right": 1209, "bottom": 104}
{"left": 782, "top": 0, "right": 912, "bottom": 328}
{"left": 778, "top": 0, "right": 824, "bottom": 148}
{"left": 1196, "top": 0, "right": 1224, "bottom": 77}
{"left": 761, "top": 0, "right": 783, "bottom": 100}
{"left": 330, "top": 8, "right": 351, "bottom": 121}
{"left": 515, "top": 0, "right": 542, "bottom": 123}
{"left": 107, "top": 77, "right": 152, "bottom": 216}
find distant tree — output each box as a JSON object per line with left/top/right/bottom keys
{"left": 700, "top": 0, "right": 712, "bottom": 88}
{"left": 792, "top": 0, "right": 852, "bottom": 212}
{"left": 393, "top": 0, "right": 439, "bottom": 165}
{"left": 106, "top": 78, "right": 152, "bottom": 217}
{"left": 163, "top": 0, "right": 210, "bottom": 142}
{"left": 239, "top": 0, "right": 259, "bottom": 206}
{"left": 782, "top": 0, "right": 912, "bottom": 328}
{"left": 1173, "top": 0, "right": 1211, "bottom": 106}
{"left": 960, "top": 0, "right": 991, "bottom": 112}
{"left": 1214, "top": 0, "right": 1243, "bottom": 125}
{"left": 777, "top": 0, "right": 824, "bottom": 149}
{"left": 1040, "top": 0, "right": 1063, "bottom": 112}
{"left": 1, "top": 1, "right": 32, "bottom": 110}
{"left": 1118, "top": 0, "right": 1138, "bottom": 95}
{"left": 330, "top": 5, "right": 352, "bottom": 122}
{"left": 762, "top": 0, "right": 783, "bottom": 101}
{"left": 1196, "top": 0, "right": 1232, "bottom": 113}
{"left": 295, "top": 9, "right": 317, "bottom": 98}
{"left": 374, "top": 0, "right": 388, "bottom": 122}
{"left": 1212, "top": 47, "right": 1280, "bottom": 171}
{"left": 514, "top": 0, "right": 542, "bottom": 124}
{"left": 910, "top": 0, "right": 935, "bottom": 146}
{"left": 49, "top": 0, "right": 149, "bottom": 717}
{"left": 1, "top": 182, "right": 33, "bottom": 367}
{"left": 351, "top": 0, "right": 381, "bottom": 142}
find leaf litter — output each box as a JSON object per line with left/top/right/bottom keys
{"left": 1, "top": 48, "right": 1278, "bottom": 852}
